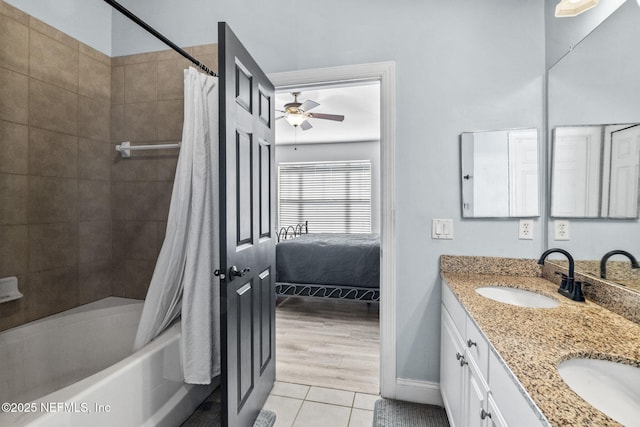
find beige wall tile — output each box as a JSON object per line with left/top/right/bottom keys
{"left": 78, "top": 179, "right": 110, "bottom": 221}
{"left": 79, "top": 43, "right": 110, "bottom": 66}
{"left": 28, "top": 222, "right": 78, "bottom": 272}
{"left": 79, "top": 53, "right": 111, "bottom": 101}
{"left": 28, "top": 127, "right": 78, "bottom": 178}
{"left": 78, "top": 221, "right": 111, "bottom": 264}
{"left": 111, "top": 65, "right": 124, "bottom": 105}
{"left": 0, "top": 225, "right": 27, "bottom": 276}
{"left": 27, "top": 266, "right": 79, "bottom": 319}
{"left": 111, "top": 147, "right": 157, "bottom": 182}
{"left": 29, "top": 16, "right": 77, "bottom": 50}
{"left": 157, "top": 99, "right": 183, "bottom": 141}
{"left": 0, "top": 1, "right": 29, "bottom": 25}
{"left": 111, "top": 181, "right": 126, "bottom": 220}
{"left": 29, "top": 79, "right": 78, "bottom": 135}
{"left": 78, "top": 96, "right": 110, "bottom": 141}
{"left": 79, "top": 138, "right": 111, "bottom": 181}
{"left": 110, "top": 103, "right": 125, "bottom": 142}
{"left": 79, "top": 259, "right": 112, "bottom": 304}
{"left": 124, "top": 102, "right": 157, "bottom": 142}
{"left": 0, "top": 67, "right": 28, "bottom": 124}
{"left": 112, "top": 220, "right": 159, "bottom": 261}
{"left": 124, "top": 181, "right": 172, "bottom": 221}
{"left": 28, "top": 176, "right": 78, "bottom": 223}
{"left": 157, "top": 58, "right": 189, "bottom": 100}
{"left": 0, "top": 14, "right": 29, "bottom": 73}
{"left": 0, "top": 275, "right": 27, "bottom": 331}
{"left": 0, "top": 120, "right": 28, "bottom": 174}
{"left": 112, "top": 259, "right": 153, "bottom": 299}
{"left": 29, "top": 29, "right": 78, "bottom": 92}
{"left": 154, "top": 150, "right": 179, "bottom": 182}
{"left": 125, "top": 62, "right": 157, "bottom": 103}
{"left": 0, "top": 174, "right": 27, "bottom": 225}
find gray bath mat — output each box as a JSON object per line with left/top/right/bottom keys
{"left": 373, "top": 399, "right": 449, "bottom": 427}
{"left": 254, "top": 410, "right": 276, "bottom": 427}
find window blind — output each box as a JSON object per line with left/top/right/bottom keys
{"left": 278, "top": 160, "right": 372, "bottom": 233}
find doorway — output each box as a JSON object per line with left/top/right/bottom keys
{"left": 269, "top": 62, "right": 397, "bottom": 399}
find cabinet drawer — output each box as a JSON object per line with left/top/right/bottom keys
{"left": 465, "top": 316, "right": 489, "bottom": 380}
{"left": 442, "top": 280, "right": 466, "bottom": 336}
{"left": 489, "top": 350, "right": 543, "bottom": 426}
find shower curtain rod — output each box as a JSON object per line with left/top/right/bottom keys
{"left": 103, "top": 0, "right": 217, "bottom": 77}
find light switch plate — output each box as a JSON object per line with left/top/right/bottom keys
{"left": 432, "top": 219, "right": 454, "bottom": 239}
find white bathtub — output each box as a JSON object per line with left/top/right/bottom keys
{"left": 0, "top": 297, "right": 216, "bottom": 426}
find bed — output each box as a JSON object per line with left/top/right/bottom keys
{"left": 275, "top": 222, "right": 380, "bottom": 301}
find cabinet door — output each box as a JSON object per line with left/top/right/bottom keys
{"left": 441, "top": 306, "right": 466, "bottom": 427}
{"left": 486, "top": 395, "right": 508, "bottom": 427}
{"left": 466, "top": 360, "right": 488, "bottom": 427}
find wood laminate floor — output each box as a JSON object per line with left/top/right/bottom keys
{"left": 275, "top": 297, "right": 380, "bottom": 395}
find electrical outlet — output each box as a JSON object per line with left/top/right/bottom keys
{"left": 518, "top": 219, "right": 534, "bottom": 240}
{"left": 554, "top": 220, "right": 570, "bottom": 240}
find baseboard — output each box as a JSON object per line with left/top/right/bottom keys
{"left": 394, "top": 378, "right": 444, "bottom": 407}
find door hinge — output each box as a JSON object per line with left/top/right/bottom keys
{"left": 214, "top": 269, "right": 226, "bottom": 280}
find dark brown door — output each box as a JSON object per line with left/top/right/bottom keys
{"left": 218, "top": 22, "right": 276, "bottom": 427}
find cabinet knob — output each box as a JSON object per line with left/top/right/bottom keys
{"left": 467, "top": 339, "right": 477, "bottom": 348}
{"left": 456, "top": 352, "right": 463, "bottom": 360}
{"left": 480, "top": 408, "right": 492, "bottom": 420}
{"left": 459, "top": 357, "right": 468, "bottom": 367}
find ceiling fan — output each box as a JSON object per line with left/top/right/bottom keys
{"left": 277, "top": 92, "right": 345, "bottom": 131}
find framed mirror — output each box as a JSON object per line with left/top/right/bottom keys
{"left": 461, "top": 128, "right": 539, "bottom": 218}
{"left": 550, "top": 123, "right": 640, "bottom": 218}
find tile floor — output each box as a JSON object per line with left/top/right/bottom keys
{"left": 262, "top": 381, "right": 379, "bottom": 427}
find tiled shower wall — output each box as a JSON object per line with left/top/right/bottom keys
{"left": 0, "top": 2, "right": 112, "bottom": 331}
{"left": 0, "top": 0, "right": 218, "bottom": 330}
{"left": 110, "top": 45, "right": 217, "bottom": 299}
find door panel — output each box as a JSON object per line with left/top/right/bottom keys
{"left": 219, "top": 22, "right": 276, "bottom": 427}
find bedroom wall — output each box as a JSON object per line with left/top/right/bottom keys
{"left": 110, "top": 0, "right": 546, "bottom": 389}
{"left": 275, "top": 141, "right": 381, "bottom": 233}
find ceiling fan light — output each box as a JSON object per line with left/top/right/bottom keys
{"left": 555, "top": 0, "right": 599, "bottom": 17}
{"left": 285, "top": 113, "right": 306, "bottom": 127}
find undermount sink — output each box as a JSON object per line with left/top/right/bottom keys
{"left": 475, "top": 286, "right": 559, "bottom": 308}
{"left": 557, "top": 358, "right": 640, "bottom": 426}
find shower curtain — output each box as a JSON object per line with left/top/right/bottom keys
{"left": 133, "top": 67, "right": 220, "bottom": 385}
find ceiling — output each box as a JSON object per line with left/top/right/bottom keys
{"left": 274, "top": 82, "right": 381, "bottom": 145}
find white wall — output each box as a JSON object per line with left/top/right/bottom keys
{"left": 111, "top": 0, "right": 546, "bottom": 385}
{"left": 275, "top": 141, "right": 381, "bottom": 233}
{"left": 5, "top": 0, "right": 112, "bottom": 55}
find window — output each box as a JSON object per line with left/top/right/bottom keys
{"left": 278, "top": 160, "right": 372, "bottom": 233}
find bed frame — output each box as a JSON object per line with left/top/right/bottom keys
{"left": 275, "top": 222, "right": 380, "bottom": 302}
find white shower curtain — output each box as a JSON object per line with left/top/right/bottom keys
{"left": 133, "top": 67, "right": 220, "bottom": 385}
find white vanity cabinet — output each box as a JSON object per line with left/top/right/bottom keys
{"left": 441, "top": 281, "right": 542, "bottom": 427}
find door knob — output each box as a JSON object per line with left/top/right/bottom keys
{"left": 229, "top": 266, "right": 251, "bottom": 278}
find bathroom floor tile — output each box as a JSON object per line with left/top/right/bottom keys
{"left": 271, "top": 381, "right": 310, "bottom": 400}
{"left": 348, "top": 408, "right": 374, "bottom": 427}
{"left": 292, "top": 401, "right": 351, "bottom": 427}
{"left": 306, "top": 386, "right": 355, "bottom": 407}
{"left": 262, "top": 395, "right": 303, "bottom": 427}
{"left": 353, "top": 392, "right": 379, "bottom": 410}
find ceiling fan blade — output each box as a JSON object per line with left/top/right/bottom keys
{"left": 308, "top": 113, "right": 345, "bottom": 122}
{"left": 300, "top": 99, "right": 320, "bottom": 112}
{"left": 300, "top": 120, "right": 313, "bottom": 131}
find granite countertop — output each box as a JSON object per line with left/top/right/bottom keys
{"left": 441, "top": 271, "right": 640, "bottom": 427}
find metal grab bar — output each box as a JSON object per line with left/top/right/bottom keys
{"left": 115, "top": 141, "right": 181, "bottom": 158}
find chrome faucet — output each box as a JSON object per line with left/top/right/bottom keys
{"left": 600, "top": 250, "right": 640, "bottom": 280}
{"left": 538, "top": 248, "right": 584, "bottom": 302}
